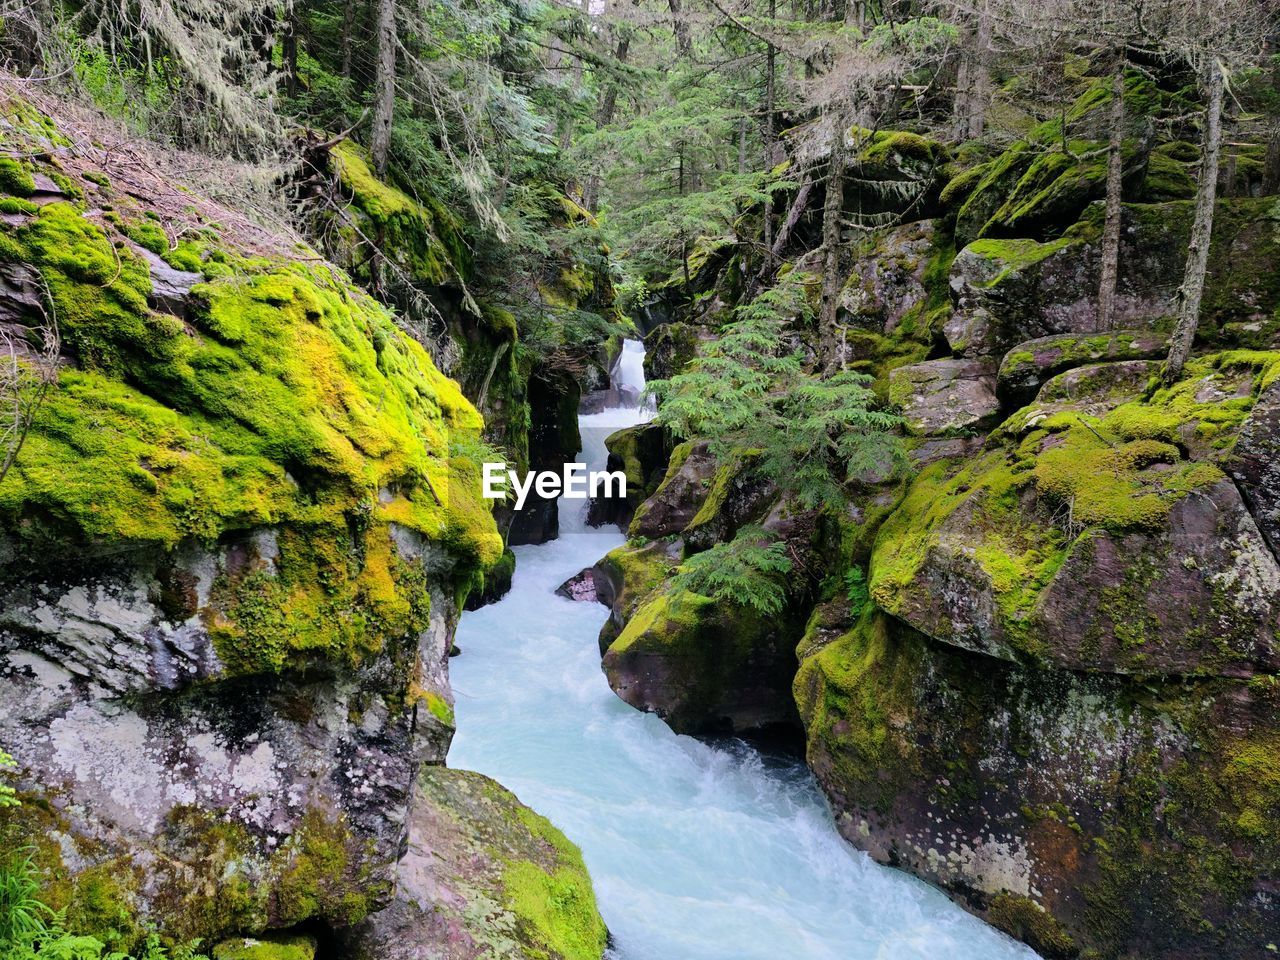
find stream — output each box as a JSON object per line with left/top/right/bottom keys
{"left": 448, "top": 339, "right": 1039, "bottom": 960}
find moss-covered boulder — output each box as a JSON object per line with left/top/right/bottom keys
{"left": 602, "top": 584, "right": 803, "bottom": 734}
{"left": 643, "top": 320, "right": 705, "bottom": 381}
{"left": 0, "top": 94, "right": 503, "bottom": 948}
{"left": 996, "top": 329, "right": 1168, "bottom": 406}
{"left": 591, "top": 540, "right": 682, "bottom": 653}
{"left": 338, "top": 767, "right": 607, "bottom": 960}
{"left": 213, "top": 934, "right": 317, "bottom": 960}
{"left": 795, "top": 608, "right": 1280, "bottom": 960}
{"left": 872, "top": 351, "right": 1280, "bottom": 676}
{"left": 946, "top": 200, "right": 1280, "bottom": 361}
{"left": 888, "top": 357, "right": 1000, "bottom": 437}
{"left": 587, "top": 422, "right": 670, "bottom": 530}
{"left": 629, "top": 440, "right": 719, "bottom": 539}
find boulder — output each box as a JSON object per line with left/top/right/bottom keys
{"left": 629, "top": 440, "right": 718, "bottom": 539}
{"left": 997, "top": 330, "right": 1167, "bottom": 406}
{"left": 888, "top": 357, "right": 1000, "bottom": 436}
{"left": 946, "top": 200, "right": 1280, "bottom": 361}
{"left": 586, "top": 422, "right": 671, "bottom": 530}
{"left": 643, "top": 321, "right": 707, "bottom": 381}
{"left": 601, "top": 587, "right": 803, "bottom": 735}
{"left": 338, "top": 767, "right": 607, "bottom": 960}
{"left": 838, "top": 220, "right": 936, "bottom": 333}
{"left": 794, "top": 610, "right": 1280, "bottom": 960}
{"left": 592, "top": 540, "right": 681, "bottom": 653}
{"left": 555, "top": 567, "right": 600, "bottom": 603}
{"left": 1228, "top": 377, "right": 1280, "bottom": 558}
{"left": 872, "top": 353, "right": 1280, "bottom": 677}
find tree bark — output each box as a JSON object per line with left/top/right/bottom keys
{"left": 966, "top": 0, "right": 992, "bottom": 139}
{"left": 761, "top": 0, "right": 777, "bottom": 267}
{"left": 371, "top": 0, "right": 396, "bottom": 175}
{"left": 668, "top": 0, "right": 692, "bottom": 57}
{"left": 747, "top": 176, "right": 812, "bottom": 299}
{"left": 1165, "top": 60, "right": 1225, "bottom": 384}
{"left": 1097, "top": 61, "right": 1126, "bottom": 331}
{"left": 819, "top": 121, "right": 848, "bottom": 368}
{"left": 341, "top": 0, "right": 356, "bottom": 78}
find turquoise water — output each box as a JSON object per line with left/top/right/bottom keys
{"left": 447, "top": 341, "right": 1038, "bottom": 960}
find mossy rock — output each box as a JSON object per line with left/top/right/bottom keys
{"left": 871, "top": 351, "right": 1280, "bottom": 675}
{"left": 951, "top": 73, "right": 1162, "bottom": 244}
{"left": 338, "top": 767, "right": 607, "bottom": 960}
{"left": 602, "top": 583, "right": 803, "bottom": 734}
{"left": 213, "top": 934, "right": 317, "bottom": 960}
{"left": 795, "top": 604, "right": 1280, "bottom": 960}
{"left": 0, "top": 194, "right": 501, "bottom": 674}
{"left": 592, "top": 539, "right": 681, "bottom": 652}
{"left": 996, "top": 329, "right": 1168, "bottom": 406}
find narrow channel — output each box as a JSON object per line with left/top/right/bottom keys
{"left": 448, "top": 339, "right": 1039, "bottom": 960}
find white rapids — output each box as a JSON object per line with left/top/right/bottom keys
{"left": 448, "top": 338, "right": 1039, "bottom": 960}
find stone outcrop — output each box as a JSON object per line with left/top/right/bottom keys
{"left": 599, "top": 99, "right": 1280, "bottom": 956}
{"left": 338, "top": 767, "right": 607, "bottom": 960}
{"left": 0, "top": 99, "right": 605, "bottom": 960}
{"left": 888, "top": 357, "right": 1000, "bottom": 436}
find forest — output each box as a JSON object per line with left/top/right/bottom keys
{"left": 1, "top": 0, "right": 1279, "bottom": 958}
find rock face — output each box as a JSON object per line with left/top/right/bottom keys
{"left": 996, "top": 329, "right": 1167, "bottom": 406}
{"left": 0, "top": 101, "right": 604, "bottom": 960}
{"left": 888, "top": 358, "right": 1000, "bottom": 436}
{"left": 338, "top": 767, "right": 607, "bottom": 960}
{"left": 600, "top": 104, "right": 1280, "bottom": 956}
{"left": 555, "top": 567, "right": 600, "bottom": 603}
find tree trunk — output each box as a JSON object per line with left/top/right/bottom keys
{"left": 1165, "top": 60, "right": 1225, "bottom": 384}
{"left": 583, "top": 33, "right": 630, "bottom": 211}
{"left": 966, "top": 0, "right": 991, "bottom": 139}
{"left": 819, "top": 121, "right": 848, "bottom": 367}
{"left": 282, "top": 8, "right": 299, "bottom": 97}
{"left": 669, "top": 0, "right": 692, "bottom": 57}
{"left": 1097, "top": 61, "right": 1126, "bottom": 331}
{"left": 761, "top": 0, "right": 777, "bottom": 267}
{"left": 747, "top": 176, "right": 812, "bottom": 299}
{"left": 371, "top": 0, "right": 396, "bottom": 175}
{"left": 341, "top": 0, "right": 356, "bottom": 78}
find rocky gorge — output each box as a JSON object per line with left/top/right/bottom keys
{"left": 2, "top": 6, "right": 1280, "bottom": 959}
{"left": 588, "top": 77, "right": 1280, "bottom": 960}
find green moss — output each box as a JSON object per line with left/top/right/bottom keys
{"left": 421, "top": 688, "right": 456, "bottom": 727}
{"left": 331, "top": 141, "right": 464, "bottom": 286}
{"left": 987, "top": 895, "right": 1076, "bottom": 960}
{"left": 0, "top": 199, "right": 500, "bottom": 677}
{"left": 501, "top": 810, "right": 607, "bottom": 960}
{"left": 0, "top": 195, "right": 36, "bottom": 215}
{"left": 793, "top": 610, "right": 923, "bottom": 812}
{"left": 0, "top": 157, "right": 36, "bottom": 196}
{"left": 212, "top": 935, "right": 316, "bottom": 960}
{"left": 1142, "top": 150, "right": 1197, "bottom": 201}
{"left": 274, "top": 808, "right": 381, "bottom": 928}
{"left": 123, "top": 218, "right": 170, "bottom": 256}
{"left": 965, "top": 235, "right": 1075, "bottom": 283}
{"left": 872, "top": 351, "right": 1277, "bottom": 655}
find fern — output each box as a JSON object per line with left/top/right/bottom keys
{"left": 0, "top": 749, "right": 18, "bottom": 809}
{"left": 671, "top": 526, "right": 793, "bottom": 615}
{"left": 649, "top": 275, "right": 906, "bottom": 510}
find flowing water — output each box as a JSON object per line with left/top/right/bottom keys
{"left": 448, "top": 339, "right": 1039, "bottom": 960}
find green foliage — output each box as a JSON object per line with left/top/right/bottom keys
{"left": 0, "top": 750, "right": 18, "bottom": 809}
{"left": 671, "top": 525, "right": 793, "bottom": 614}
{"left": 0, "top": 851, "right": 208, "bottom": 960}
{"left": 843, "top": 567, "right": 869, "bottom": 617}
{"left": 649, "top": 277, "right": 905, "bottom": 509}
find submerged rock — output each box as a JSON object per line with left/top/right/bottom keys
{"left": 556, "top": 567, "right": 600, "bottom": 603}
